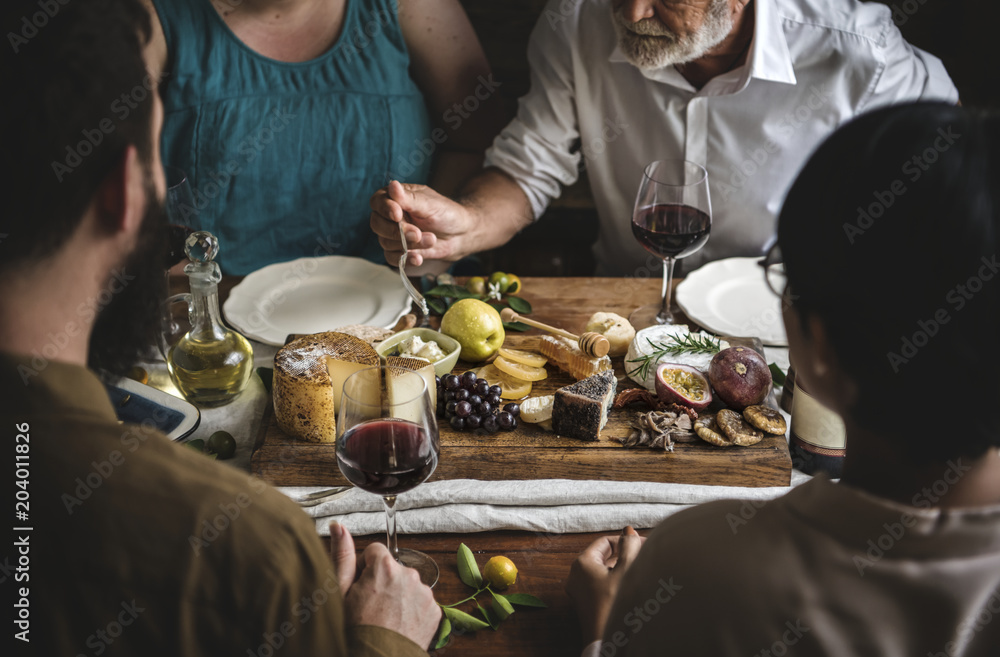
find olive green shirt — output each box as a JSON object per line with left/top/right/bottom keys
{"left": 2, "top": 353, "right": 427, "bottom": 657}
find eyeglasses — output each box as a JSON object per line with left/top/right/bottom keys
{"left": 758, "top": 240, "right": 787, "bottom": 299}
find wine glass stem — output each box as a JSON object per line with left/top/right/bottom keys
{"left": 383, "top": 495, "right": 399, "bottom": 560}
{"left": 658, "top": 257, "right": 677, "bottom": 323}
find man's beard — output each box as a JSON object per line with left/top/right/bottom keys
{"left": 613, "top": 0, "right": 734, "bottom": 70}
{"left": 88, "top": 175, "right": 169, "bottom": 378}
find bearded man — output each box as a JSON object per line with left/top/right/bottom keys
{"left": 0, "top": 1, "right": 439, "bottom": 654}
{"left": 370, "top": 0, "right": 958, "bottom": 276}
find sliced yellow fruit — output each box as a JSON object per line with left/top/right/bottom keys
{"left": 478, "top": 364, "right": 532, "bottom": 399}
{"left": 494, "top": 356, "right": 548, "bottom": 382}
{"left": 498, "top": 347, "right": 548, "bottom": 368}
{"left": 519, "top": 395, "right": 554, "bottom": 423}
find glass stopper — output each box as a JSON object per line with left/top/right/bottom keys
{"left": 184, "top": 231, "right": 219, "bottom": 263}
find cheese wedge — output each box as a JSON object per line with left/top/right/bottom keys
{"left": 385, "top": 356, "right": 436, "bottom": 409}
{"left": 272, "top": 332, "right": 379, "bottom": 443}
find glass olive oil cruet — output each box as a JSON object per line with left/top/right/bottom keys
{"left": 165, "top": 231, "right": 253, "bottom": 406}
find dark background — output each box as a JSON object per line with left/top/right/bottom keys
{"left": 457, "top": 0, "right": 998, "bottom": 277}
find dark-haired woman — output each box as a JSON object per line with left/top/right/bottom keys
{"left": 567, "top": 102, "right": 1000, "bottom": 656}
{"left": 144, "top": 0, "right": 506, "bottom": 275}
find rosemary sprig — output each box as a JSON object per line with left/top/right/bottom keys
{"left": 626, "top": 333, "right": 722, "bottom": 380}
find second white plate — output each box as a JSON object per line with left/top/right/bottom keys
{"left": 223, "top": 256, "right": 411, "bottom": 346}
{"left": 676, "top": 257, "right": 787, "bottom": 346}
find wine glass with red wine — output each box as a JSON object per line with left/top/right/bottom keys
{"left": 629, "top": 160, "right": 712, "bottom": 328}
{"left": 165, "top": 166, "right": 199, "bottom": 269}
{"left": 336, "top": 367, "right": 441, "bottom": 587}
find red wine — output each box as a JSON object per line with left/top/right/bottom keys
{"left": 338, "top": 419, "right": 437, "bottom": 495}
{"left": 166, "top": 224, "right": 194, "bottom": 267}
{"left": 632, "top": 204, "right": 711, "bottom": 259}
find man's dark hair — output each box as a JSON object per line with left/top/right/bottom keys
{"left": 779, "top": 102, "right": 999, "bottom": 462}
{"left": 1, "top": 0, "right": 154, "bottom": 271}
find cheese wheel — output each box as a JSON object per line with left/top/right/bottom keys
{"left": 273, "top": 332, "right": 379, "bottom": 443}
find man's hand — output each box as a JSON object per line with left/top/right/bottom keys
{"left": 329, "top": 523, "right": 441, "bottom": 649}
{"left": 369, "top": 180, "right": 473, "bottom": 267}
{"left": 566, "top": 526, "right": 645, "bottom": 644}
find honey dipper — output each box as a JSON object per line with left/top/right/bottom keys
{"left": 500, "top": 308, "right": 610, "bottom": 358}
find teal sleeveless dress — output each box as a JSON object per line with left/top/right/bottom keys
{"left": 153, "top": 0, "right": 432, "bottom": 275}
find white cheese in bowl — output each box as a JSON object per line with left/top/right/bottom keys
{"left": 625, "top": 325, "right": 730, "bottom": 391}
{"left": 398, "top": 335, "right": 447, "bottom": 364}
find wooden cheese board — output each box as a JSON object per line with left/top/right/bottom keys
{"left": 250, "top": 334, "right": 792, "bottom": 488}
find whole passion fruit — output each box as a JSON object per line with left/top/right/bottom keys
{"left": 708, "top": 347, "right": 772, "bottom": 411}
{"left": 654, "top": 363, "right": 712, "bottom": 411}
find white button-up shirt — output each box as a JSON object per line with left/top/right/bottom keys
{"left": 484, "top": 0, "right": 958, "bottom": 276}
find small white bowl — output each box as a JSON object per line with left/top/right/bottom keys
{"left": 376, "top": 328, "right": 461, "bottom": 377}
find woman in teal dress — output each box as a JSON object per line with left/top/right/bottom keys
{"left": 146, "top": 0, "right": 505, "bottom": 275}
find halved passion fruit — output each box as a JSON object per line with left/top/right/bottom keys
{"left": 654, "top": 363, "right": 712, "bottom": 411}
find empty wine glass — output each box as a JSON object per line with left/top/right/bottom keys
{"left": 629, "top": 160, "right": 712, "bottom": 328}
{"left": 336, "top": 366, "right": 440, "bottom": 586}
{"left": 159, "top": 167, "right": 202, "bottom": 360}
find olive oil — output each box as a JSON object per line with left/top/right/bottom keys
{"left": 166, "top": 232, "right": 253, "bottom": 407}
{"left": 168, "top": 332, "right": 253, "bottom": 407}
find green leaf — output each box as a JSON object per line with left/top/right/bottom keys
{"left": 427, "top": 297, "right": 448, "bottom": 315}
{"left": 256, "top": 367, "right": 274, "bottom": 393}
{"left": 432, "top": 616, "right": 451, "bottom": 650}
{"left": 425, "top": 284, "right": 478, "bottom": 300}
{"left": 506, "top": 296, "right": 532, "bottom": 314}
{"left": 490, "top": 589, "right": 515, "bottom": 621}
{"left": 502, "top": 593, "right": 548, "bottom": 608}
{"left": 768, "top": 362, "right": 787, "bottom": 387}
{"left": 502, "top": 321, "right": 531, "bottom": 332}
{"left": 476, "top": 602, "right": 500, "bottom": 630}
{"left": 443, "top": 607, "right": 490, "bottom": 633}
{"left": 456, "top": 543, "right": 483, "bottom": 589}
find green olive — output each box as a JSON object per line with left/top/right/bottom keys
{"left": 489, "top": 271, "right": 510, "bottom": 293}
{"left": 205, "top": 431, "right": 236, "bottom": 460}
{"left": 466, "top": 276, "right": 486, "bottom": 295}
{"left": 185, "top": 439, "right": 205, "bottom": 452}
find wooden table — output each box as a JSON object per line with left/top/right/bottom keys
{"left": 250, "top": 277, "right": 791, "bottom": 488}
{"left": 206, "top": 275, "right": 791, "bottom": 657}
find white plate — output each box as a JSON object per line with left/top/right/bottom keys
{"left": 675, "top": 257, "right": 787, "bottom": 346}
{"left": 223, "top": 256, "right": 411, "bottom": 346}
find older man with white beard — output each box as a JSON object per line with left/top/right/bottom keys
{"left": 370, "top": 0, "right": 957, "bottom": 276}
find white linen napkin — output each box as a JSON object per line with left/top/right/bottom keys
{"left": 282, "top": 470, "right": 812, "bottom": 536}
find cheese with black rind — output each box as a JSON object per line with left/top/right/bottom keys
{"left": 552, "top": 371, "right": 617, "bottom": 441}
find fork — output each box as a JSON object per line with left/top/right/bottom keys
{"left": 290, "top": 486, "right": 353, "bottom": 507}
{"left": 398, "top": 221, "right": 430, "bottom": 320}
